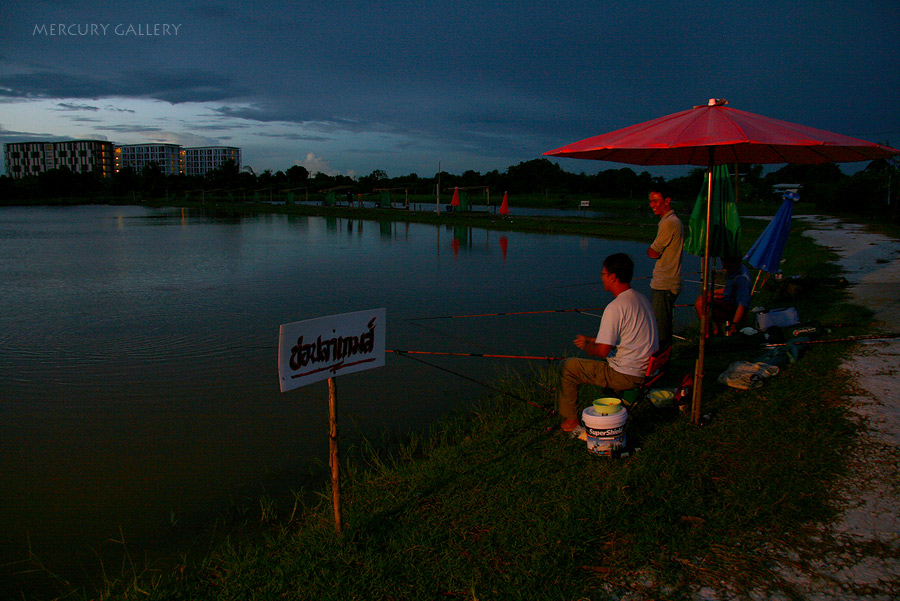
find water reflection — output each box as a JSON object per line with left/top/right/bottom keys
{"left": 0, "top": 205, "right": 699, "bottom": 595}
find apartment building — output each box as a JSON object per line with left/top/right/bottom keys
{"left": 5, "top": 141, "right": 243, "bottom": 179}
{"left": 4, "top": 140, "right": 115, "bottom": 179}
{"left": 115, "top": 144, "right": 185, "bottom": 176}
{"left": 184, "top": 146, "right": 241, "bottom": 176}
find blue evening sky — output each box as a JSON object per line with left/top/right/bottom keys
{"left": 1, "top": 0, "right": 898, "bottom": 178}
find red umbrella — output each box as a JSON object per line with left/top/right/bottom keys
{"left": 450, "top": 187, "right": 460, "bottom": 207}
{"left": 499, "top": 191, "right": 509, "bottom": 215}
{"left": 545, "top": 99, "right": 900, "bottom": 424}
{"left": 545, "top": 99, "right": 898, "bottom": 165}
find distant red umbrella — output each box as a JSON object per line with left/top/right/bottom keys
{"left": 499, "top": 191, "right": 509, "bottom": 215}
{"left": 450, "top": 187, "right": 460, "bottom": 207}
{"left": 545, "top": 99, "right": 900, "bottom": 424}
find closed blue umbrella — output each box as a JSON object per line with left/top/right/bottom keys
{"left": 745, "top": 193, "right": 796, "bottom": 273}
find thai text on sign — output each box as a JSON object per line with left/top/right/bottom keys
{"left": 278, "top": 309, "right": 386, "bottom": 392}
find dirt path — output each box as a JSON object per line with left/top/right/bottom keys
{"left": 766, "top": 217, "right": 900, "bottom": 600}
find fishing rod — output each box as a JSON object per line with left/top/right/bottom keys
{"left": 408, "top": 302, "right": 700, "bottom": 322}
{"left": 388, "top": 349, "right": 563, "bottom": 361}
{"left": 406, "top": 308, "right": 606, "bottom": 321}
{"left": 546, "top": 270, "right": 705, "bottom": 290}
{"left": 762, "top": 332, "right": 900, "bottom": 347}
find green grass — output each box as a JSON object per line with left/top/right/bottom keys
{"left": 15, "top": 205, "right": 887, "bottom": 601}
{"left": 64, "top": 336, "right": 858, "bottom": 600}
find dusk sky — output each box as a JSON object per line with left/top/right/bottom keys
{"left": 2, "top": 1, "right": 898, "bottom": 179}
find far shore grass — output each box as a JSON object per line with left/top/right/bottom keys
{"left": 11, "top": 198, "right": 887, "bottom": 600}
{"left": 3, "top": 191, "right": 823, "bottom": 243}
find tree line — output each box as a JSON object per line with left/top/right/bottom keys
{"left": 1, "top": 157, "right": 896, "bottom": 217}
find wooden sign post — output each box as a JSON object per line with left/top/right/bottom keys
{"left": 278, "top": 309, "right": 386, "bottom": 533}
{"left": 327, "top": 377, "right": 341, "bottom": 533}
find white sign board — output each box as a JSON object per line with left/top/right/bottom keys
{"left": 580, "top": 200, "right": 590, "bottom": 208}
{"left": 278, "top": 308, "right": 386, "bottom": 392}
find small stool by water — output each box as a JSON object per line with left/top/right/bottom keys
{"left": 581, "top": 404, "right": 628, "bottom": 456}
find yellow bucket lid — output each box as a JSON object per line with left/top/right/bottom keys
{"left": 592, "top": 397, "right": 623, "bottom": 414}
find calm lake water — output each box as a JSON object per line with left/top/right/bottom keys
{"left": 0, "top": 205, "right": 699, "bottom": 593}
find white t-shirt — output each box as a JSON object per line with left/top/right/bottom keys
{"left": 596, "top": 288, "right": 659, "bottom": 377}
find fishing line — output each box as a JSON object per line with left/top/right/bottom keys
{"left": 403, "top": 318, "right": 494, "bottom": 351}
{"left": 387, "top": 349, "right": 563, "bottom": 361}
{"left": 390, "top": 350, "right": 555, "bottom": 414}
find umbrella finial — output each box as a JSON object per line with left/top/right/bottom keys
{"left": 708, "top": 98, "right": 729, "bottom": 106}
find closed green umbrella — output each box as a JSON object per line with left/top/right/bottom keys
{"left": 685, "top": 164, "right": 742, "bottom": 258}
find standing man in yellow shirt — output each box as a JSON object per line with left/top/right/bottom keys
{"left": 647, "top": 188, "right": 683, "bottom": 349}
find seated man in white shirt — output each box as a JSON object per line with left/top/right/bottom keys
{"left": 557, "top": 253, "right": 660, "bottom": 432}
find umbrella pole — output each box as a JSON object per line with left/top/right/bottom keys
{"left": 691, "top": 153, "right": 714, "bottom": 425}
{"left": 751, "top": 269, "right": 763, "bottom": 296}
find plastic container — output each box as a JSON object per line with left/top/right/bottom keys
{"left": 581, "top": 405, "right": 628, "bottom": 456}
{"left": 756, "top": 307, "right": 799, "bottom": 330}
{"left": 592, "top": 397, "right": 623, "bottom": 414}
{"left": 647, "top": 388, "right": 675, "bottom": 408}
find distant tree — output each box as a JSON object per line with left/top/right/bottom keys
{"left": 358, "top": 169, "right": 388, "bottom": 189}
{"left": 593, "top": 167, "right": 644, "bottom": 197}
{"left": 312, "top": 171, "right": 334, "bottom": 188}
{"left": 764, "top": 163, "right": 843, "bottom": 187}
{"left": 667, "top": 168, "right": 706, "bottom": 204}
{"left": 111, "top": 166, "right": 139, "bottom": 195}
{"left": 138, "top": 162, "right": 167, "bottom": 197}
{"left": 286, "top": 165, "right": 309, "bottom": 184}
{"left": 392, "top": 173, "right": 420, "bottom": 189}
{"left": 505, "top": 159, "right": 568, "bottom": 193}
{"left": 257, "top": 170, "right": 275, "bottom": 187}
{"left": 237, "top": 171, "right": 257, "bottom": 190}
{"left": 40, "top": 166, "right": 80, "bottom": 198}
{"left": 205, "top": 159, "right": 243, "bottom": 190}
{"left": 482, "top": 169, "right": 502, "bottom": 190}
{"left": 458, "top": 169, "right": 482, "bottom": 187}
{"left": 0, "top": 175, "right": 14, "bottom": 202}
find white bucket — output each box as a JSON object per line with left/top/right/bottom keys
{"left": 581, "top": 405, "right": 628, "bottom": 456}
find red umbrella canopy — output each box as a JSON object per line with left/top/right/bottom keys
{"left": 544, "top": 99, "right": 900, "bottom": 166}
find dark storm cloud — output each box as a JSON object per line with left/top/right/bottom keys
{"left": 0, "top": 125, "right": 56, "bottom": 143}
{"left": 187, "top": 121, "right": 250, "bottom": 131}
{"left": 257, "top": 132, "right": 333, "bottom": 142}
{"left": 0, "top": 124, "right": 107, "bottom": 146}
{"left": 95, "top": 124, "right": 163, "bottom": 133}
{"left": 0, "top": 68, "right": 247, "bottom": 103}
{"left": 55, "top": 102, "right": 100, "bottom": 111}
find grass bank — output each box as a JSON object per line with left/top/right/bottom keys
{"left": 20, "top": 203, "right": 874, "bottom": 600}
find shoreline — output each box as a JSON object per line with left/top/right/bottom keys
{"left": 772, "top": 217, "right": 900, "bottom": 600}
